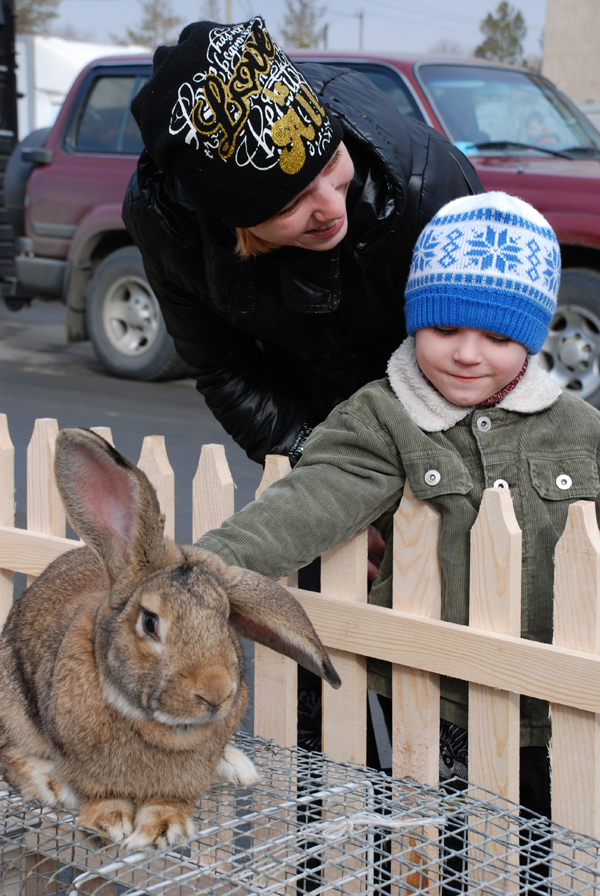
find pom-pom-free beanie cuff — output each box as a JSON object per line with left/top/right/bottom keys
{"left": 405, "top": 283, "right": 553, "bottom": 354}
{"left": 131, "top": 17, "right": 343, "bottom": 227}
{"left": 404, "top": 192, "right": 561, "bottom": 352}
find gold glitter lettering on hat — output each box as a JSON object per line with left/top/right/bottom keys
{"left": 191, "top": 19, "right": 276, "bottom": 159}
{"left": 296, "top": 83, "right": 324, "bottom": 126}
{"left": 272, "top": 108, "right": 315, "bottom": 174}
{"left": 263, "top": 81, "right": 290, "bottom": 107}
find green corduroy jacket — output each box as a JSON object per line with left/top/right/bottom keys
{"left": 195, "top": 339, "right": 600, "bottom": 747}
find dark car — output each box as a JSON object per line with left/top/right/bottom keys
{"left": 6, "top": 51, "right": 600, "bottom": 400}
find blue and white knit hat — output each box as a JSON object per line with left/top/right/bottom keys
{"left": 404, "top": 192, "right": 560, "bottom": 353}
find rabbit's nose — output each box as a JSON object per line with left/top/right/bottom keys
{"left": 193, "top": 677, "right": 237, "bottom": 711}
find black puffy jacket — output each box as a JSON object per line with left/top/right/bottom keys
{"left": 123, "top": 64, "right": 483, "bottom": 464}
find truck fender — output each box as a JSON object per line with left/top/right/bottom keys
{"left": 64, "top": 203, "right": 130, "bottom": 342}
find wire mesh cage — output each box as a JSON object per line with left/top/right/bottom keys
{"left": 2, "top": 733, "right": 600, "bottom": 896}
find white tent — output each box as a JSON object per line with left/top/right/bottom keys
{"left": 16, "top": 35, "right": 148, "bottom": 139}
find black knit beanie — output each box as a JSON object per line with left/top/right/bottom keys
{"left": 131, "top": 17, "right": 343, "bottom": 227}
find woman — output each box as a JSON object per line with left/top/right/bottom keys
{"left": 123, "top": 16, "right": 483, "bottom": 469}
{"left": 124, "top": 16, "right": 483, "bottom": 765}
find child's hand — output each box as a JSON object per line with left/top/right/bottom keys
{"left": 367, "top": 525, "right": 385, "bottom": 582}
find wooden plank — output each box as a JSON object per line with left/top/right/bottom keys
{"left": 26, "top": 419, "right": 64, "bottom": 586}
{"left": 192, "top": 444, "right": 234, "bottom": 542}
{"left": 468, "top": 488, "right": 521, "bottom": 892}
{"left": 0, "top": 525, "right": 81, "bottom": 574}
{"left": 137, "top": 435, "right": 175, "bottom": 540}
{"left": 392, "top": 482, "right": 441, "bottom": 895}
{"left": 0, "top": 413, "right": 14, "bottom": 628}
{"left": 253, "top": 455, "right": 298, "bottom": 747}
{"left": 89, "top": 426, "right": 114, "bottom": 446}
{"left": 391, "top": 482, "right": 441, "bottom": 784}
{"left": 552, "top": 500, "right": 600, "bottom": 838}
{"left": 4, "top": 518, "right": 600, "bottom": 714}
{"left": 290, "top": 590, "right": 600, "bottom": 714}
{"left": 321, "top": 528, "right": 368, "bottom": 765}
{"left": 469, "top": 488, "right": 521, "bottom": 802}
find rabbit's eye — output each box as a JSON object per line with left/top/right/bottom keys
{"left": 142, "top": 611, "right": 159, "bottom": 638}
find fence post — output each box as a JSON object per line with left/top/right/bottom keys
{"left": 0, "top": 413, "right": 14, "bottom": 628}
{"left": 192, "top": 444, "right": 235, "bottom": 542}
{"left": 253, "top": 455, "right": 298, "bottom": 747}
{"left": 137, "top": 435, "right": 175, "bottom": 541}
{"left": 467, "top": 488, "right": 521, "bottom": 894}
{"left": 469, "top": 487, "right": 521, "bottom": 801}
{"left": 552, "top": 500, "right": 600, "bottom": 838}
{"left": 391, "top": 482, "right": 441, "bottom": 784}
{"left": 26, "top": 419, "right": 65, "bottom": 586}
{"left": 90, "top": 426, "right": 114, "bottom": 446}
{"left": 321, "top": 528, "right": 368, "bottom": 764}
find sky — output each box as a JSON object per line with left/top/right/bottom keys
{"left": 54, "top": 0, "right": 547, "bottom": 60}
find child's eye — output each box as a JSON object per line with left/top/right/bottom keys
{"left": 486, "top": 332, "right": 510, "bottom": 344}
{"left": 433, "top": 326, "right": 458, "bottom": 336}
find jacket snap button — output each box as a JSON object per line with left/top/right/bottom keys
{"left": 493, "top": 479, "right": 509, "bottom": 489}
{"left": 477, "top": 416, "right": 492, "bottom": 431}
{"left": 556, "top": 473, "right": 572, "bottom": 490}
{"left": 425, "top": 469, "right": 441, "bottom": 486}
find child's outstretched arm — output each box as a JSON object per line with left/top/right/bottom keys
{"left": 194, "top": 386, "right": 405, "bottom": 579}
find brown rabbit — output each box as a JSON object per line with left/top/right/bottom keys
{"left": 0, "top": 428, "right": 340, "bottom": 849}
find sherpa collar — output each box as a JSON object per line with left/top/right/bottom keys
{"left": 386, "top": 337, "right": 562, "bottom": 432}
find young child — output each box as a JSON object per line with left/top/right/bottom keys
{"left": 195, "top": 191, "right": 600, "bottom": 817}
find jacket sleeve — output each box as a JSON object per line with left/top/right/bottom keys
{"left": 194, "top": 394, "right": 405, "bottom": 579}
{"left": 123, "top": 175, "right": 315, "bottom": 464}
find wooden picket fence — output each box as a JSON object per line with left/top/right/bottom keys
{"left": 1, "top": 414, "right": 600, "bottom": 843}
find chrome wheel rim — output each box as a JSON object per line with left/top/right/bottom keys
{"left": 102, "top": 275, "right": 161, "bottom": 357}
{"left": 540, "top": 303, "right": 600, "bottom": 399}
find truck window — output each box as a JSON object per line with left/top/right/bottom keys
{"left": 74, "top": 74, "right": 148, "bottom": 154}
{"left": 343, "top": 63, "right": 423, "bottom": 120}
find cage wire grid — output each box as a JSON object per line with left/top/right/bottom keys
{"left": 1, "top": 733, "right": 600, "bottom": 895}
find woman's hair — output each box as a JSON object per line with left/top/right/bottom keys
{"left": 235, "top": 228, "right": 279, "bottom": 258}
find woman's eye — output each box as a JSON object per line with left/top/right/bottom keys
{"left": 142, "top": 612, "right": 159, "bottom": 638}
{"left": 279, "top": 199, "right": 299, "bottom": 217}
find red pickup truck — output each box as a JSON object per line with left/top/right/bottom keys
{"left": 6, "top": 52, "right": 600, "bottom": 403}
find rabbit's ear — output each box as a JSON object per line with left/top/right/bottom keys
{"left": 54, "top": 429, "right": 170, "bottom": 590}
{"left": 225, "top": 568, "right": 341, "bottom": 689}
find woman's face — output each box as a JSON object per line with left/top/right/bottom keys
{"left": 247, "top": 142, "right": 355, "bottom": 251}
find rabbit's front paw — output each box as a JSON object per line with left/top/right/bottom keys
{"left": 122, "top": 802, "right": 195, "bottom": 851}
{"left": 217, "top": 744, "right": 260, "bottom": 786}
{"left": 78, "top": 798, "right": 135, "bottom": 842}
{"left": 5, "top": 755, "right": 79, "bottom": 810}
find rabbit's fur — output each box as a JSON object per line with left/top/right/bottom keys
{"left": 0, "top": 429, "right": 340, "bottom": 849}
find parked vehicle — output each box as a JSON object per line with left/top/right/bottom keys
{"left": 6, "top": 52, "right": 600, "bottom": 397}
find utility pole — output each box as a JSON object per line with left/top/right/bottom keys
{"left": 357, "top": 9, "right": 363, "bottom": 51}
{"left": 224, "top": 0, "right": 232, "bottom": 23}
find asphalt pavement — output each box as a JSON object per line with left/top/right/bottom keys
{"left": 0, "top": 298, "right": 263, "bottom": 539}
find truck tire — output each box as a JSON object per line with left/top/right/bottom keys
{"left": 86, "top": 246, "right": 188, "bottom": 381}
{"left": 540, "top": 268, "right": 600, "bottom": 408}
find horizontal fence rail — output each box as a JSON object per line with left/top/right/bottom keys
{"left": 1, "top": 415, "right": 600, "bottom": 842}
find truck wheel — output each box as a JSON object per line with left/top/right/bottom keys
{"left": 86, "top": 247, "right": 187, "bottom": 381}
{"left": 540, "top": 269, "right": 600, "bottom": 408}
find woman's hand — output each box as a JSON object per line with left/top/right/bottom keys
{"left": 367, "top": 524, "right": 386, "bottom": 582}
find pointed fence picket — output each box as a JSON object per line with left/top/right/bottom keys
{"left": 2, "top": 417, "right": 600, "bottom": 843}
